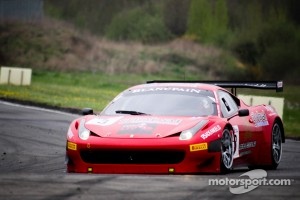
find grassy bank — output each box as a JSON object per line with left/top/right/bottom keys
{"left": 0, "top": 70, "right": 299, "bottom": 138}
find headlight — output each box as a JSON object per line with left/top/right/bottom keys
{"left": 179, "top": 120, "right": 208, "bottom": 140}
{"left": 78, "top": 119, "right": 90, "bottom": 140}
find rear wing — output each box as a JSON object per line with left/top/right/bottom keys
{"left": 146, "top": 80, "right": 283, "bottom": 95}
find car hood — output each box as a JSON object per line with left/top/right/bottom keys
{"left": 84, "top": 115, "right": 208, "bottom": 139}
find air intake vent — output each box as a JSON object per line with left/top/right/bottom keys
{"left": 80, "top": 150, "right": 185, "bottom": 164}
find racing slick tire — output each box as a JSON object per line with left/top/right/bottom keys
{"left": 269, "top": 121, "right": 283, "bottom": 169}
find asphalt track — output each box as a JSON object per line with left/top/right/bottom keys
{"left": 0, "top": 100, "right": 299, "bottom": 200}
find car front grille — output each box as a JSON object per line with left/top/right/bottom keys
{"left": 80, "top": 149, "right": 185, "bottom": 164}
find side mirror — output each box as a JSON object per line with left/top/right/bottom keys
{"left": 228, "top": 109, "right": 249, "bottom": 121}
{"left": 81, "top": 108, "right": 93, "bottom": 115}
{"left": 238, "top": 109, "right": 249, "bottom": 117}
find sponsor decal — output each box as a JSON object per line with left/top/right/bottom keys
{"left": 251, "top": 111, "right": 269, "bottom": 127}
{"left": 239, "top": 150, "right": 251, "bottom": 157}
{"left": 239, "top": 141, "right": 256, "bottom": 150}
{"left": 67, "top": 141, "right": 77, "bottom": 151}
{"left": 245, "top": 83, "right": 267, "bottom": 88}
{"left": 86, "top": 116, "right": 122, "bottom": 126}
{"left": 118, "top": 123, "right": 156, "bottom": 134}
{"left": 190, "top": 143, "right": 208, "bottom": 151}
{"left": 131, "top": 87, "right": 204, "bottom": 94}
{"left": 200, "top": 125, "right": 221, "bottom": 140}
{"left": 120, "top": 117, "right": 182, "bottom": 125}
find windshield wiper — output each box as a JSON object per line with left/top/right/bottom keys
{"left": 115, "top": 110, "right": 149, "bottom": 115}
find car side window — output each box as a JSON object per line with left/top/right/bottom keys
{"left": 218, "top": 90, "right": 239, "bottom": 118}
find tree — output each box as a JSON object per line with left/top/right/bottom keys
{"left": 187, "top": 0, "right": 229, "bottom": 46}
{"left": 163, "top": 0, "right": 190, "bottom": 36}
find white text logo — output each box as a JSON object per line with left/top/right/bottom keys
{"left": 208, "top": 169, "right": 292, "bottom": 194}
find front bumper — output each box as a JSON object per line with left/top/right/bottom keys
{"left": 66, "top": 137, "right": 221, "bottom": 174}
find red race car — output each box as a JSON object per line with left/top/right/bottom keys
{"left": 66, "top": 81, "right": 284, "bottom": 174}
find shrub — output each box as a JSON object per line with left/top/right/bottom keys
{"left": 231, "top": 26, "right": 300, "bottom": 82}
{"left": 257, "top": 22, "right": 300, "bottom": 81}
{"left": 229, "top": 6, "right": 300, "bottom": 83}
{"left": 105, "top": 7, "right": 172, "bottom": 43}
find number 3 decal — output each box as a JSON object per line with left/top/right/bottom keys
{"left": 233, "top": 125, "right": 240, "bottom": 158}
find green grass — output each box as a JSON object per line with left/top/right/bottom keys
{"left": 0, "top": 71, "right": 138, "bottom": 111}
{"left": 0, "top": 70, "right": 299, "bottom": 138}
{"left": 0, "top": 70, "right": 188, "bottom": 111}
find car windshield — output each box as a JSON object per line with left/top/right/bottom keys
{"left": 102, "top": 86, "right": 218, "bottom": 117}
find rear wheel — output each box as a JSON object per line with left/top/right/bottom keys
{"left": 220, "top": 128, "right": 234, "bottom": 173}
{"left": 248, "top": 121, "right": 283, "bottom": 170}
{"left": 270, "top": 122, "right": 282, "bottom": 169}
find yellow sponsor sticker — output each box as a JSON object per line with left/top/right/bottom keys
{"left": 67, "top": 141, "right": 77, "bottom": 151}
{"left": 190, "top": 143, "right": 208, "bottom": 152}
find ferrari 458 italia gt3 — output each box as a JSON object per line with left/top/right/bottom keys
{"left": 66, "top": 81, "right": 284, "bottom": 174}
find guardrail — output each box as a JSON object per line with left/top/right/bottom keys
{"left": 0, "top": 67, "right": 32, "bottom": 86}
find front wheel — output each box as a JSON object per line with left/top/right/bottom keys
{"left": 220, "top": 128, "right": 234, "bottom": 173}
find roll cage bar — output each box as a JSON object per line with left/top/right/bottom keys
{"left": 146, "top": 80, "right": 283, "bottom": 96}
